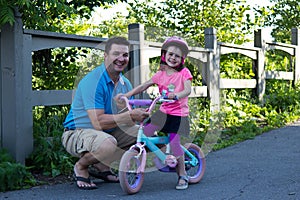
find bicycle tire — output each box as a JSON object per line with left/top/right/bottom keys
{"left": 184, "top": 143, "right": 206, "bottom": 184}
{"left": 119, "top": 149, "right": 144, "bottom": 194}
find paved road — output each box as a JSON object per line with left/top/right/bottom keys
{"left": 1, "top": 121, "right": 299, "bottom": 200}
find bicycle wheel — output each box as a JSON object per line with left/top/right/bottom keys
{"left": 119, "top": 149, "right": 144, "bottom": 194}
{"left": 184, "top": 143, "right": 206, "bottom": 184}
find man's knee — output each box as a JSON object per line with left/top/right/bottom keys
{"left": 91, "top": 137, "right": 118, "bottom": 162}
{"left": 103, "top": 137, "right": 118, "bottom": 149}
{"left": 94, "top": 137, "right": 117, "bottom": 153}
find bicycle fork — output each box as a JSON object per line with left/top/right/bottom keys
{"left": 128, "top": 127, "right": 147, "bottom": 173}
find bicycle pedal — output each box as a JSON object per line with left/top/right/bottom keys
{"left": 165, "top": 155, "right": 177, "bottom": 168}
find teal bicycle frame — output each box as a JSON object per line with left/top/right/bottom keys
{"left": 123, "top": 96, "right": 199, "bottom": 173}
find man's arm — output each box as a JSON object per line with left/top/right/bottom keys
{"left": 87, "top": 108, "right": 148, "bottom": 130}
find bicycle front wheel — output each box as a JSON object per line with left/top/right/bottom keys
{"left": 119, "top": 149, "right": 144, "bottom": 194}
{"left": 184, "top": 143, "right": 206, "bottom": 184}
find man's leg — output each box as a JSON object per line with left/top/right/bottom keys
{"left": 109, "top": 125, "right": 138, "bottom": 167}
{"left": 75, "top": 136, "right": 118, "bottom": 186}
{"left": 62, "top": 129, "right": 118, "bottom": 186}
{"left": 83, "top": 125, "right": 138, "bottom": 182}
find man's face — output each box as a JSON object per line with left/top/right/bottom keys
{"left": 104, "top": 44, "right": 129, "bottom": 73}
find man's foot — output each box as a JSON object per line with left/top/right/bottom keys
{"left": 74, "top": 163, "right": 97, "bottom": 190}
{"left": 175, "top": 175, "right": 189, "bottom": 190}
{"left": 88, "top": 165, "right": 119, "bottom": 183}
{"left": 73, "top": 175, "right": 98, "bottom": 190}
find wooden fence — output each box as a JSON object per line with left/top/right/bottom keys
{"left": 1, "top": 12, "right": 299, "bottom": 163}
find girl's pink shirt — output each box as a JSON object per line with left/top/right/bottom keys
{"left": 152, "top": 68, "right": 192, "bottom": 116}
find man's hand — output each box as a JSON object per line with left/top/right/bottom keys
{"left": 114, "top": 93, "right": 127, "bottom": 109}
{"left": 130, "top": 108, "right": 149, "bottom": 122}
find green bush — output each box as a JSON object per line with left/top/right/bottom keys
{"left": 26, "top": 106, "right": 76, "bottom": 177}
{"left": 0, "top": 149, "right": 36, "bottom": 192}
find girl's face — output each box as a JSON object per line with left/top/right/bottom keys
{"left": 165, "top": 46, "right": 183, "bottom": 68}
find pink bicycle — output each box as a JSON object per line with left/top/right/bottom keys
{"left": 118, "top": 96, "right": 206, "bottom": 194}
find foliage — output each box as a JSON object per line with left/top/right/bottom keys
{"left": 32, "top": 47, "right": 92, "bottom": 90}
{"left": 26, "top": 106, "right": 76, "bottom": 177}
{"left": 0, "top": 149, "right": 36, "bottom": 192}
{"left": 0, "top": 0, "right": 27, "bottom": 27}
{"left": 127, "top": 0, "right": 266, "bottom": 45}
{"left": 220, "top": 54, "right": 256, "bottom": 79}
{"left": 265, "top": 80, "right": 300, "bottom": 115}
{"left": 261, "top": 0, "right": 300, "bottom": 43}
{"left": 0, "top": 0, "right": 124, "bottom": 30}
{"left": 93, "top": 13, "right": 136, "bottom": 38}
{"left": 209, "top": 81, "right": 300, "bottom": 150}
{"left": 265, "top": 49, "right": 294, "bottom": 72}
{"left": 189, "top": 97, "right": 211, "bottom": 145}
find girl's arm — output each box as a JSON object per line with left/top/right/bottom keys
{"left": 169, "top": 79, "right": 192, "bottom": 99}
{"left": 115, "top": 79, "right": 155, "bottom": 110}
{"left": 125, "top": 79, "right": 155, "bottom": 98}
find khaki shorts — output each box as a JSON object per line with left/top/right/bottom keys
{"left": 61, "top": 125, "right": 138, "bottom": 158}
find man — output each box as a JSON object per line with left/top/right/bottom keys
{"left": 62, "top": 37, "right": 149, "bottom": 189}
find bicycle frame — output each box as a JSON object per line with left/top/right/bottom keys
{"left": 120, "top": 96, "right": 199, "bottom": 173}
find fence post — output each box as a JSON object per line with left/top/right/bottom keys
{"left": 128, "top": 23, "right": 144, "bottom": 88}
{"left": 254, "top": 29, "right": 266, "bottom": 103}
{"left": 0, "top": 10, "right": 33, "bottom": 163}
{"left": 292, "top": 28, "right": 300, "bottom": 83}
{"left": 128, "top": 23, "right": 150, "bottom": 99}
{"left": 205, "top": 28, "right": 220, "bottom": 112}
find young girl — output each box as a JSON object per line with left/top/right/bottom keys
{"left": 118, "top": 36, "right": 192, "bottom": 190}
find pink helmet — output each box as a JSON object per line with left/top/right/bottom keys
{"left": 161, "top": 36, "right": 189, "bottom": 65}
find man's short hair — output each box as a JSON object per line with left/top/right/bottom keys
{"left": 105, "top": 37, "right": 130, "bottom": 53}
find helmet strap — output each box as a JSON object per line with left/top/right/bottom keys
{"left": 181, "top": 57, "right": 185, "bottom": 65}
{"left": 161, "top": 53, "right": 166, "bottom": 62}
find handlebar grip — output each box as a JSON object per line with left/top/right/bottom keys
{"left": 128, "top": 99, "right": 153, "bottom": 106}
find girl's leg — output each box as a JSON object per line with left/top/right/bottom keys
{"left": 169, "top": 133, "right": 188, "bottom": 189}
{"left": 169, "top": 133, "right": 184, "bottom": 157}
{"left": 143, "top": 123, "right": 159, "bottom": 137}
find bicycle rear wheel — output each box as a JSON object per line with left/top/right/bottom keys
{"left": 184, "top": 143, "right": 206, "bottom": 184}
{"left": 119, "top": 149, "right": 144, "bottom": 194}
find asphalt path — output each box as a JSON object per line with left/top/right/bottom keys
{"left": 1, "top": 120, "right": 299, "bottom": 200}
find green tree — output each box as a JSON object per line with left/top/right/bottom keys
{"left": 127, "top": 0, "right": 266, "bottom": 45}
{"left": 261, "top": 0, "right": 300, "bottom": 43}
{"left": 0, "top": 0, "right": 124, "bottom": 30}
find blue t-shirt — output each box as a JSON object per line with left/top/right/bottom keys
{"left": 63, "top": 63, "right": 133, "bottom": 132}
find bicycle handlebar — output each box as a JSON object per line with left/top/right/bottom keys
{"left": 120, "top": 96, "right": 176, "bottom": 113}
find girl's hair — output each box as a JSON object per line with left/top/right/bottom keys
{"left": 160, "top": 36, "right": 189, "bottom": 71}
